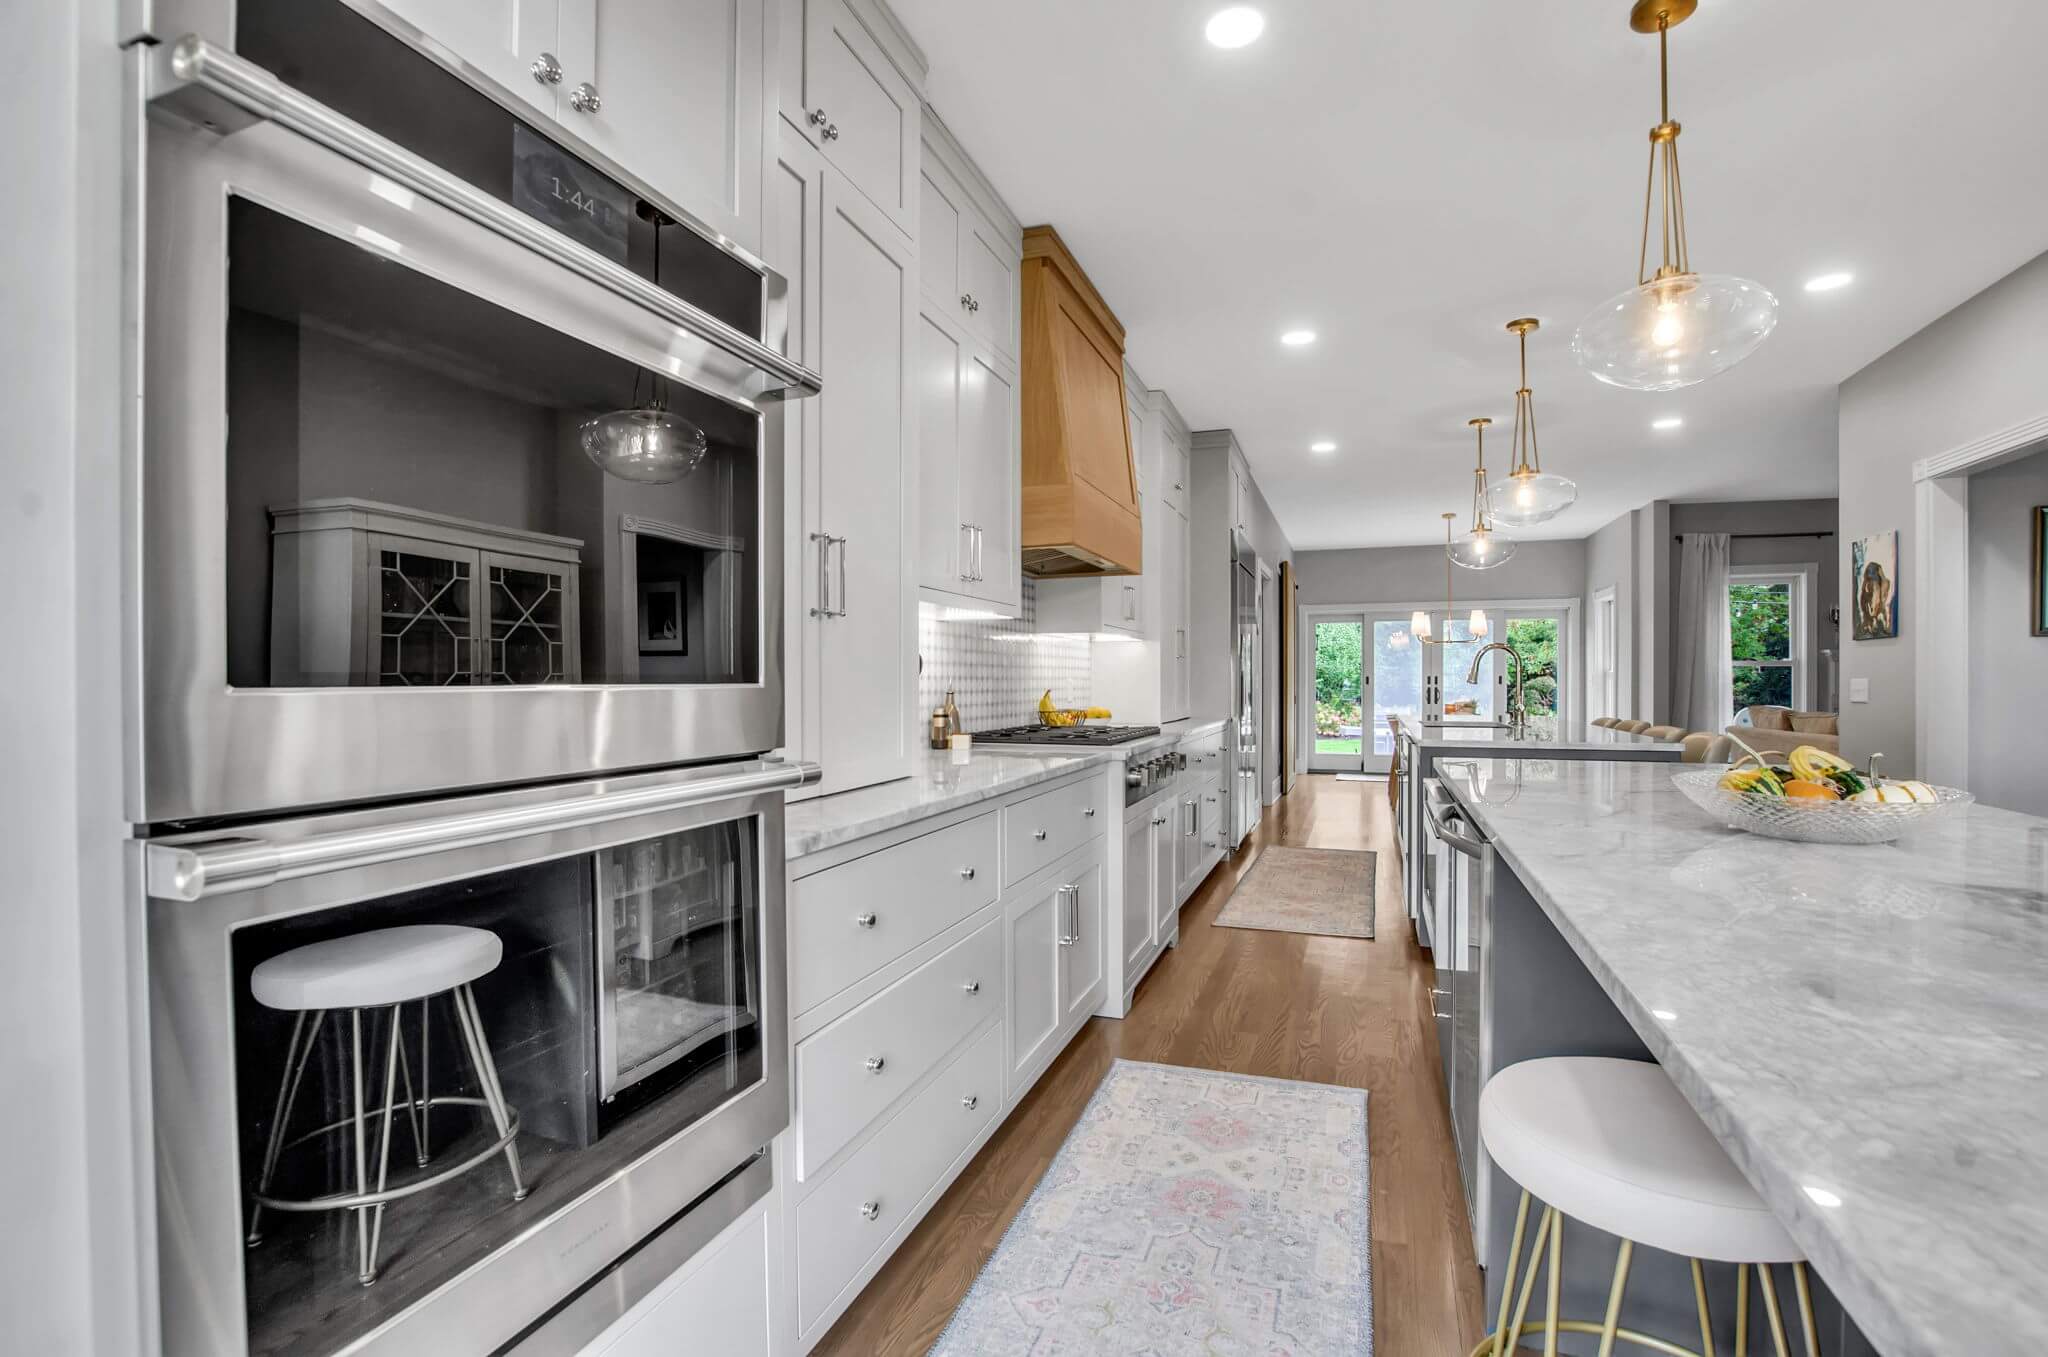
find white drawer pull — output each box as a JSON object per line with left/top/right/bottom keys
{"left": 859, "top": 1200, "right": 881, "bottom": 1221}
{"left": 961, "top": 1094, "right": 979, "bottom": 1111}
{"left": 1033, "top": 829, "right": 1048, "bottom": 841}
{"left": 855, "top": 912, "right": 878, "bottom": 929}
{"left": 864, "top": 1055, "right": 886, "bottom": 1073}
{"left": 962, "top": 980, "right": 981, "bottom": 995}
{"left": 959, "top": 866, "right": 976, "bottom": 880}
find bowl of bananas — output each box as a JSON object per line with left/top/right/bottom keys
{"left": 1035, "top": 691, "right": 1113, "bottom": 729}
{"left": 1671, "top": 743, "right": 1972, "bottom": 845}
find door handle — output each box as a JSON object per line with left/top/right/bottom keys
{"left": 1056, "top": 883, "right": 1079, "bottom": 945}
{"left": 809, "top": 531, "right": 832, "bottom": 617}
{"left": 959, "top": 523, "right": 972, "bottom": 582}
{"left": 832, "top": 535, "right": 848, "bottom": 616}
{"left": 972, "top": 525, "right": 984, "bottom": 582}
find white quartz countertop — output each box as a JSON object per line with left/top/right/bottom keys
{"left": 786, "top": 749, "right": 1109, "bottom": 858}
{"left": 1439, "top": 757, "right": 2048, "bottom": 1356}
{"left": 1398, "top": 720, "right": 1682, "bottom": 754}
{"left": 1163, "top": 716, "right": 1230, "bottom": 741}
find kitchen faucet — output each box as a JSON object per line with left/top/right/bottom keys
{"left": 1465, "top": 642, "right": 1529, "bottom": 737}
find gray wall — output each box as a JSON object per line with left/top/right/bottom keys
{"left": 1669, "top": 499, "right": 1841, "bottom": 712}
{"left": 1, "top": 0, "right": 147, "bottom": 1350}
{"left": 1582, "top": 510, "right": 1639, "bottom": 721}
{"left": 1294, "top": 538, "right": 1588, "bottom": 607}
{"left": 1966, "top": 448, "right": 2048, "bottom": 814}
{"left": 1838, "top": 251, "right": 2048, "bottom": 772}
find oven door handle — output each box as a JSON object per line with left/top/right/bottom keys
{"left": 148, "top": 36, "right": 823, "bottom": 405}
{"left": 146, "top": 759, "right": 822, "bottom": 901}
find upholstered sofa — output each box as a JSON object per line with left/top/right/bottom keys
{"left": 1724, "top": 705, "right": 1840, "bottom": 756}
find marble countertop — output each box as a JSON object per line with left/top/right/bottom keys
{"left": 786, "top": 748, "right": 1109, "bottom": 858}
{"left": 1440, "top": 757, "right": 2048, "bottom": 1356}
{"left": 1164, "top": 716, "right": 1230, "bottom": 742}
{"left": 1397, "top": 719, "right": 1683, "bottom": 754}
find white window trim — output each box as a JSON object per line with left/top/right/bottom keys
{"left": 1728, "top": 564, "right": 1814, "bottom": 713}
{"left": 1591, "top": 585, "right": 1618, "bottom": 723}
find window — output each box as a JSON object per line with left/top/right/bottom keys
{"left": 1729, "top": 572, "right": 1806, "bottom": 715}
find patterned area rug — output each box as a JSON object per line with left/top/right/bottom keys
{"left": 931, "top": 1061, "right": 1371, "bottom": 1356}
{"left": 1214, "top": 847, "right": 1378, "bottom": 940}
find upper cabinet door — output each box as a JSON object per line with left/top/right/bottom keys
{"left": 962, "top": 219, "right": 1016, "bottom": 365}
{"left": 961, "top": 344, "right": 1019, "bottom": 612}
{"left": 371, "top": 0, "right": 564, "bottom": 117}
{"left": 799, "top": 0, "right": 919, "bottom": 238}
{"left": 915, "top": 308, "right": 965, "bottom": 594}
{"left": 918, "top": 156, "right": 965, "bottom": 313}
{"left": 568, "top": 0, "right": 765, "bottom": 249}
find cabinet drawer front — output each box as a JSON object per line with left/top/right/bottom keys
{"left": 796, "top": 1020, "right": 1003, "bottom": 1333}
{"left": 795, "top": 916, "right": 1003, "bottom": 1178}
{"left": 1002, "top": 776, "right": 1105, "bottom": 886}
{"left": 791, "top": 812, "right": 998, "bottom": 1014}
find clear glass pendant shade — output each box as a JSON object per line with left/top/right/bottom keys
{"left": 1448, "top": 527, "right": 1516, "bottom": 570}
{"left": 578, "top": 405, "right": 709, "bottom": 484}
{"left": 1487, "top": 469, "right": 1578, "bottom": 527}
{"left": 1572, "top": 272, "right": 1778, "bottom": 392}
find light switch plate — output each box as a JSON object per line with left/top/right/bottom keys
{"left": 1848, "top": 677, "right": 1870, "bottom": 704}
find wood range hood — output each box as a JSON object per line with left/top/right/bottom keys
{"left": 1019, "top": 226, "right": 1141, "bottom": 578}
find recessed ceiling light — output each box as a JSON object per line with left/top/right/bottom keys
{"left": 1804, "top": 271, "right": 1855, "bottom": 293}
{"left": 1204, "top": 6, "right": 1265, "bottom": 48}
{"left": 1280, "top": 329, "right": 1317, "bottom": 347}
{"left": 1652, "top": 416, "right": 1684, "bottom": 431}
{"left": 1310, "top": 441, "right": 1337, "bottom": 454}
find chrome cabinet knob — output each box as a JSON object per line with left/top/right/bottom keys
{"left": 569, "top": 82, "right": 601, "bottom": 113}
{"left": 809, "top": 108, "right": 830, "bottom": 127}
{"left": 1084, "top": 807, "right": 1097, "bottom": 818}
{"left": 961, "top": 1094, "right": 979, "bottom": 1111}
{"left": 531, "top": 51, "right": 563, "bottom": 85}
{"left": 959, "top": 866, "right": 976, "bottom": 880}
{"left": 1033, "top": 829, "right": 1048, "bottom": 841}
{"left": 962, "top": 980, "right": 981, "bottom": 995}
{"left": 859, "top": 1199, "right": 881, "bottom": 1221}
{"left": 960, "top": 292, "right": 974, "bottom": 311}
{"left": 855, "top": 911, "right": 878, "bottom": 929}
{"left": 1152, "top": 816, "right": 1168, "bottom": 826}
{"left": 864, "top": 1055, "right": 886, "bottom": 1073}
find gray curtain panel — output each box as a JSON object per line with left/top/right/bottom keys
{"left": 1672, "top": 532, "right": 1733, "bottom": 733}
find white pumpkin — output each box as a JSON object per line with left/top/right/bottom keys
{"left": 1852, "top": 780, "right": 1938, "bottom": 804}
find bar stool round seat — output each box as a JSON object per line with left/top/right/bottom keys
{"left": 1482, "top": 1056, "right": 1799, "bottom": 1264}
{"left": 252, "top": 925, "right": 502, "bottom": 1011}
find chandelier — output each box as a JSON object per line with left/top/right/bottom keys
{"left": 1451, "top": 417, "right": 1517, "bottom": 569}
{"left": 1571, "top": 0, "right": 1778, "bottom": 392}
{"left": 1489, "top": 318, "right": 1577, "bottom": 527}
{"left": 1400, "top": 514, "right": 1491, "bottom": 649}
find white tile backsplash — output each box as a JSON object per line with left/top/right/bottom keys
{"left": 918, "top": 581, "right": 1092, "bottom": 733}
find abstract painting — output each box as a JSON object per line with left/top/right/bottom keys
{"left": 1851, "top": 530, "right": 1899, "bottom": 641}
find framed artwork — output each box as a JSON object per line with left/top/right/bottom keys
{"left": 2032, "top": 506, "right": 2046, "bottom": 637}
{"left": 1850, "top": 530, "right": 1899, "bottom": 641}
{"left": 638, "top": 579, "right": 686, "bottom": 655}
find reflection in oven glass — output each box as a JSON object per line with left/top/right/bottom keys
{"left": 230, "top": 821, "right": 760, "bottom": 1356}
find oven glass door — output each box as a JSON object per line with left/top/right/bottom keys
{"left": 143, "top": 105, "right": 789, "bottom": 822}
{"left": 217, "top": 806, "right": 769, "bottom": 1356}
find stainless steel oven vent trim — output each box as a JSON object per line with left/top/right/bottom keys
{"left": 147, "top": 35, "right": 822, "bottom": 404}
{"left": 146, "top": 760, "right": 820, "bottom": 901}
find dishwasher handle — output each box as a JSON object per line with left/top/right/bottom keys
{"left": 1422, "top": 789, "right": 1486, "bottom": 860}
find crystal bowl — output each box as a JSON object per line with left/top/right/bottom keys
{"left": 1670, "top": 770, "right": 1973, "bottom": 846}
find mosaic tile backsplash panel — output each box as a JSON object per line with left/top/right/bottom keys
{"left": 918, "top": 582, "right": 1092, "bottom": 733}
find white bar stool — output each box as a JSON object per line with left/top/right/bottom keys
{"left": 1472, "top": 1056, "right": 1820, "bottom": 1357}
{"left": 246, "top": 924, "right": 527, "bottom": 1286}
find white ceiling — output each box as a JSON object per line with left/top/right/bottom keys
{"left": 889, "top": 0, "right": 2048, "bottom": 549}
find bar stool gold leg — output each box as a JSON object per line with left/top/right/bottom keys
{"left": 1792, "top": 1262, "right": 1820, "bottom": 1357}
{"left": 1505, "top": 1208, "right": 1556, "bottom": 1357}
{"left": 1757, "top": 1264, "right": 1791, "bottom": 1357}
{"left": 1544, "top": 1211, "right": 1563, "bottom": 1356}
{"left": 1492, "top": 1191, "right": 1533, "bottom": 1357}
{"left": 1736, "top": 1263, "right": 1750, "bottom": 1357}
{"left": 1595, "top": 1238, "right": 1634, "bottom": 1357}
{"left": 1689, "top": 1258, "right": 1717, "bottom": 1357}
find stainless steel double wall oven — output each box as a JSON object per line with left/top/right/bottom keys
{"left": 132, "top": 2, "right": 819, "bottom": 1352}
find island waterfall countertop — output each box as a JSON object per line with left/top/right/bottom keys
{"left": 785, "top": 748, "right": 1109, "bottom": 858}
{"left": 1394, "top": 717, "right": 1685, "bottom": 755}
{"left": 1439, "top": 757, "right": 2048, "bottom": 1356}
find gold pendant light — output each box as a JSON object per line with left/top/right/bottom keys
{"left": 1488, "top": 319, "right": 1577, "bottom": 526}
{"left": 1451, "top": 417, "right": 1518, "bottom": 569}
{"left": 1405, "top": 513, "right": 1491, "bottom": 649}
{"left": 1572, "top": 0, "right": 1778, "bottom": 392}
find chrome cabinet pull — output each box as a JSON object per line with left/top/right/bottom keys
{"left": 859, "top": 1199, "right": 880, "bottom": 1221}
{"left": 530, "top": 51, "right": 562, "bottom": 85}
{"left": 1084, "top": 806, "right": 1097, "bottom": 818}
{"left": 959, "top": 523, "right": 972, "bottom": 581}
{"left": 568, "top": 81, "right": 601, "bottom": 114}
{"left": 1033, "top": 829, "right": 1048, "bottom": 841}
{"left": 962, "top": 979, "right": 980, "bottom": 995}
{"left": 973, "top": 525, "right": 984, "bottom": 581}
{"left": 809, "top": 530, "right": 835, "bottom": 618}
{"left": 821, "top": 122, "right": 841, "bottom": 141}
{"left": 960, "top": 292, "right": 974, "bottom": 311}
{"left": 1428, "top": 988, "right": 1451, "bottom": 1020}
{"left": 959, "top": 866, "right": 976, "bottom": 880}
{"left": 961, "top": 1094, "right": 979, "bottom": 1110}
{"left": 832, "top": 536, "right": 848, "bottom": 617}
{"left": 855, "top": 912, "right": 877, "bottom": 929}
{"left": 1056, "top": 883, "right": 1080, "bottom": 945}
{"left": 1152, "top": 815, "right": 1168, "bottom": 827}
{"left": 864, "top": 1055, "right": 886, "bottom": 1073}
{"left": 809, "top": 107, "right": 830, "bottom": 128}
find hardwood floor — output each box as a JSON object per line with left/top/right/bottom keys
{"left": 812, "top": 773, "right": 1487, "bottom": 1356}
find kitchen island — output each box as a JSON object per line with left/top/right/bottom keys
{"left": 1437, "top": 757, "right": 2048, "bottom": 1356}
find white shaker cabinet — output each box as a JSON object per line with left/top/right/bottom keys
{"left": 367, "top": 0, "right": 768, "bottom": 250}
{"left": 918, "top": 140, "right": 1018, "bottom": 367}
{"left": 779, "top": 0, "right": 920, "bottom": 239}
{"left": 774, "top": 127, "right": 916, "bottom": 797}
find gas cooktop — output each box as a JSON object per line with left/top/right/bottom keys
{"left": 972, "top": 724, "right": 1163, "bottom": 747}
